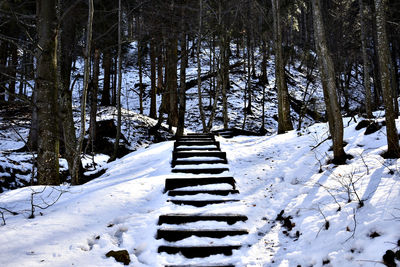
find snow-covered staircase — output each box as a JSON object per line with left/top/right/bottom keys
{"left": 157, "top": 133, "right": 248, "bottom": 266}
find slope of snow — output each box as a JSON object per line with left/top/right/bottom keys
{"left": 1, "top": 115, "right": 399, "bottom": 266}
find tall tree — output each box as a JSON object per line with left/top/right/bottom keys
{"left": 271, "top": 0, "right": 293, "bottom": 134}
{"left": 72, "top": 0, "right": 94, "bottom": 183}
{"left": 36, "top": 0, "right": 60, "bottom": 184}
{"left": 374, "top": 0, "right": 400, "bottom": 157}
{"left": 312, "top": 0, "right": 347, "bottom": 164}
{"left": 110, "top": 0, "right": 123, "bottom": 161}
{"left": 359, "top": 0, "right": 373, "bottom": 118}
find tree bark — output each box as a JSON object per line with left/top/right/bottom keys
{"left": 8, "top": 44, "right": 17, "bottom": 102}
{"left": 0, "top": 41, "right": 7, "bottom": 102}
{"left": 359, "top": 0, "right": 373, "bottom": 118}
{"left": 374, "top": 0, "right": 400, "bottom": 157}
{"left": 197, "top": 0, "right": 207, "bottom": 132}
{"left": 166, "top": 37, "right": 178, "bottom": 128}
{"left": 312, "top": 0, "right": 346, "bottom": 164}
{"left": 72, "top": 0, "right": 94, "bottom": 183}
{"left": 149, "top": 39, "right": 157, "bottom": 119}
{"left": 58, "top": 0, "right": 79, "bottom": 184}
{"left": 176, "top": 33, "right": 187, "bottom": 137}
{"left": 272, "top": 0, "right": 293, "bottom": 134}
{"left": 101, "top": 50, "right": 111, "bottom": 106}
{"left": 36, "top": 0, "right": 60, "bottom": 185}
{"left": 111, "top": 0, "right": 123, "bottom": 161}
{"left": 89, "top": 48, "right": 100, "bottom": 152}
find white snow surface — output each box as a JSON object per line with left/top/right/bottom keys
{"left": 1, "top": 117, "right": 400, "bottom": 267}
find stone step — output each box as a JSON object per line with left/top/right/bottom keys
{"left": 166, "top": 265, "right": 234, "bottom": 267}
{"left": 168, "top": 189, "right": 239, "bottom": 196}
{"left": 168, "top": 199, "right": 240, "bottom": 207}
{"left": 175, "top": 141, "right": 220, "bottom": 148}
{"left": 158, "top": 214, "right": 248, "bottom": 225}
{"left": 157, "top": 229, "right": 248, "bottom": 242}
{"left": 158, "top": 245, "right": 241, "bottom": 258}
{"left": 173, "top": 151, "right": 227, "bottom": 161}
{"left": 164, "top": 177, "right": 236, "bottom": 191}
{"left": 172, "top": 159, "right": 227, "bottom": 167}
{"left": 186, "top": 133, "right": 214, "bottom": 137}
{"left": 174, "top": 146, "right": 220, "bottom": 152}
{"left": 171, "top": 167, "right": 230, "bottom": 175}
{"left": 176, "top": 135, "right": 215, "bottom": 141}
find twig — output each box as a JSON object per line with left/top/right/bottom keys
{"left": 344, "top": 208, "right": 357, "bottom": 242}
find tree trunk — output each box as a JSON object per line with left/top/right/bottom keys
{"left": 149, "top": 39, "right": 157, "bottom": 119}
{"left": 374, "top": 0, "right": 400, "bottom": 157}
{"left": 58, "top": 0, "right": 79, "bottom": 184}
{"left": 176, "top": 31, "right": 187, "bottom": 137}
{"left": 72, "top": 0, "right": 94, "bottom": 183}
{"left": 359, "top": 0, "right": 373, "bottom": 118}
{"left": 36, "top": 0, "right": 60, "bottom": 185}
{"left": 101, "top": 50, "right": 111, "bottom": 106}
{"left": 138, "top": 40, "right": 144, "bottom": 114}
{"left": 272, "top": 0, "right": 293, "bottom": 134}
{"left": 111, "top": 0, "right": 123, "bottom": 161}
{"left": 8, "top": 44, "right": 17, "bottom": 102}
{"left": 0, "top": 41, "right": 7, "bottom": 102}
{"left": 166, "top": 37, "right": 178, "bottom": 128}
{"left": 197, "top": 0, "right": 207, "bottom": 132}
{"left": 89, "top": 48, "right": 100, "bottom": 152}
{"left": 312, "top": 0, "right": 346, "bottom": 164}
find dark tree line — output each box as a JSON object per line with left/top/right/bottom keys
{"left": 0, "top": 0, "right": 399, "bottom": 184}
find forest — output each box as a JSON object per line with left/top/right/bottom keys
{"left": 1, "top": 0, "right": 400, "bottom": 266}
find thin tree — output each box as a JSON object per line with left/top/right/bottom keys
{"left": 359, "top": 0, "right": 373, "bottom": 118}
{"left": 72, "top": 0, "right": 94, "bottom": 184}
{"left": 35, "top": 0, "right": 60, "bottom": 185}
{"left": 197, "top": 0, "right": 207, "bottom": 132}
{"left": 312, "top": 0, "right": 347, "bottom": 164}
{"left": 111, "top": 0, "right": 123, "bottom": 161}
{"left": 374, "top": 0, "right": 400, "bottom": 158}
{"left": 271, "top": 0, "right": 293, "bottom": 134}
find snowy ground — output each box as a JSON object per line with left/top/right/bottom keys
{"left": 1, "top": 114, "right": 399, "bottom": 266}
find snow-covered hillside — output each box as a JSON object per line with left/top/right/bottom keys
{"left": 1, "top": 115, "right": 399, "bottom": 266}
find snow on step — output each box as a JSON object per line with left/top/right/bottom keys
{"left": 168, "top": 199, "right": 240, "bottom": 207}
{"left": 175, "top": 145, "right": 220, "bottom": 151}
{"left": 158, "top": 245, "right": 241, "bottom": 258}
{"left": 156, "top": 229, "right": 248, "bottom": 242}
{"left": 168, "top": 189, "right": 239, "bottom": 196}
{"left": 164, "top": 177, "right": 236, "bottom": 191}
{"left": 158, "top": 218, "right": 247, "bottom": 229}
{"left": 171, "top": 168, "right": 230, "bottom": 175}
{"left": 172, "top": 151, "right": 227, "bottom": 160}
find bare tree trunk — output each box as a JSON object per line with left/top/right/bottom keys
{"left": 89, "top": 48, "right": 100, "bottom": 152}
{"left": 72, "top": 0, "right": 94, "bottom": 183}
{"left": 100, "top": 50, "right": 111, "bottom": 106}
{"left": 197, "top": 0, "right": 207, "bottom": 132}
{"left": 176, "top": 32, "right": 187, "bottom": 137}
{"left": 138, "top": 40, "right": 144, "bottom": 114}
{"left": 149, "top": 39, "right": 157, "bottom": 119}
{"left": 8, "top": 44, "right": 17, "bottom": 102}
{"left": 36, "top": 0, "right": 60, "bottom": 185}
{"left": 272, "top": 0, "right": 293, "bottom": 134}
{"left": 359, "top": 0, "right": 373, "bottom": 118}
{"left": 166, "top": 37, "right": 178, "bottom": 128}
{"left": 58, "top": 0, "right": 80, "bottom": 184}
{"left": 0, "top": 41, "right": 7, "bottom": 102}
{"left": 374, "top": 0, "right": 400, "bottom": 157}
{"left": 111, "top": 0, "right": 123, "bottom": 161}
{"left": 312, "top": 0, "right": 346, "bottom": 164}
